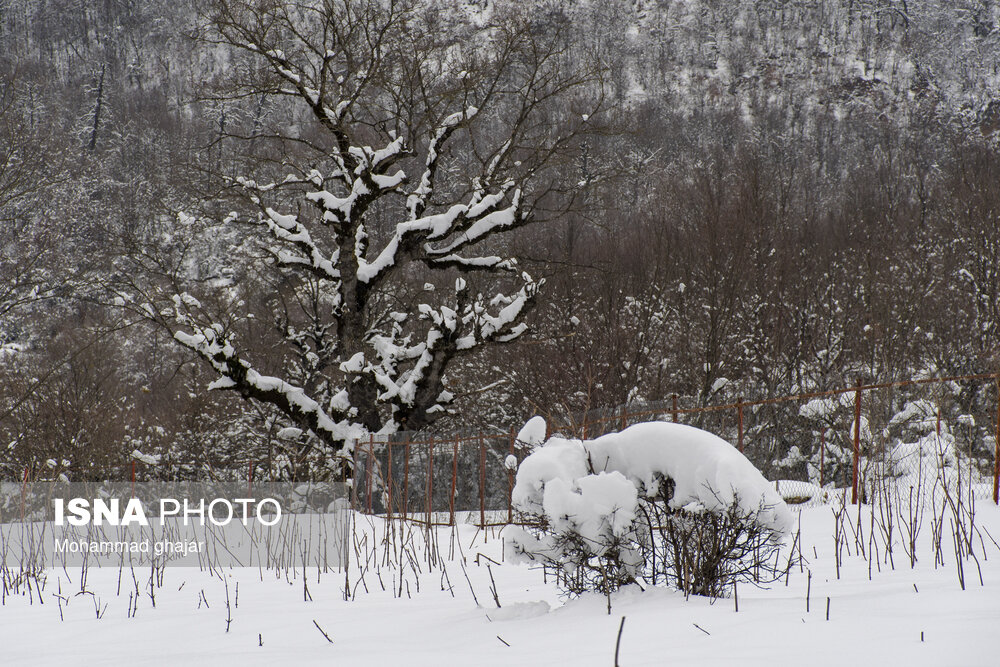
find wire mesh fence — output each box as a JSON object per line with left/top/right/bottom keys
{"left": 8, "top": 373, "right": 1000, "bottom": 526}
{"left": 352, "top": 431, "right": 519, "bottom": 527}
{"left": 550, "top": 373, "right": 1000, "bottom": 509}
{"left": 349, "top": 372, "right": 1000, "bottom": 522}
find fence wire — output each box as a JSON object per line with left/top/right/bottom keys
{"left": 8, "top": 373, "right": 1000, "bottom": 525}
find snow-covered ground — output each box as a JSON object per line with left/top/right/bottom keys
{"left": 2, "top": 501, "right": 997, "bottom": 666}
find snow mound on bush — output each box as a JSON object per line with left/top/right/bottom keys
{"left": 516, "top": 415, "right": 548, "bottom": 449}
{"left": 512, "top": 422, "right": 794, "bottom": 535}
{"left": 541, "top": 471, "right": 639, "bottom": 550}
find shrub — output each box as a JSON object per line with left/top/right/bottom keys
{"left": 506, "top": 422, "right": 792, "bottom": 597}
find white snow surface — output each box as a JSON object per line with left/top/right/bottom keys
{"left": 513, "top": 422, "right": 794, "bottom": 535}
{"left": 4, "top": 505, "right": 999, "bottom": 666}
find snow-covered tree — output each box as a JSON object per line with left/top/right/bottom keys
{"left": 121, "top": 0, "right": 604, "bottom": 471}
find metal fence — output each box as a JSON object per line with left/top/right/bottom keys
{"left": 353, "top": 431, "right": 518, "bottom": 527}
{"left": 349, "top": 371, "right": 1000, "bottom": 524}
{"left": 557, "top": 373, "right": 999, "bottom": 502}
{"left": 10, "top": 372, "right": 1000, "bottom": 527}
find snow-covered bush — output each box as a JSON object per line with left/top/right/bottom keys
{"left": 506, "top": 468, "right": 644, "bottom": 595}
{"left": 506, "top": 422, "right": 793, "bottom": 597}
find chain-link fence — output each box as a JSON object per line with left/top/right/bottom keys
{"left": 352, "top": 430, "right": 519, "bottom": 526}
{"left": 550, "top": 373, "right": 1000, "bottom": 509}
{"left": 8, "top": 373, "right": 999, "bottom": 526}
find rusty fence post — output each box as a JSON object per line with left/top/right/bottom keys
{"left": 351, "top": 440, "right": 360, "bottom": 511}
{"left": 819, "top": 430, "right": 826, "bottom": 489}
{"left": 387, "top": 442, "right": 394, "bottom": 520}
{"left": 427, "top": 437, "right": 435, "bottom": 527}
{"left": 994, "top": 376, "right": 999, "bottom": 505}
{"left": 20, "top": 465, "right": 29, "bottom": 523}
{"left": 672, "top": 394, "right": 679, "bottom": 423}
{"left": 403, "top": 436, "right": 410, "bottom": 521}
{"left": 248, "top": 461, "right": 254, "bottom": 497}
{"left": 450, "top": 436, "right": 459, "bottom": 526}
{"left": 508, "top": 427, "right": 515, "bottom": 525}
{"left": 365, "top": 435, "right": 374, "bottom": 515}
{"left": 479, "top": 435, "right": 486, "bottom": 529}
{"left": 852, "top": 379, "right": 862, "bottom": 505}
{"left": 737, "top": 397, "right": 744, "bottom": 453}
{"left": 620, "top": 405, "right": 627, "bottom": 431}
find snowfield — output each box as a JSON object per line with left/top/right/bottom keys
{"left": 511, "top": 422, "right": 796, "bottom": 533}
{"left": 2, "top": 503, "right": 998, "bottom": 666}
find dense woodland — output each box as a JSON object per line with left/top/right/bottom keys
{"left": 2, "top": 0, "right": 1000, "bottom": 483}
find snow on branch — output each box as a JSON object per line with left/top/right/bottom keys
{"left": 244, "top": 40, "right": 353, "bottom": 176}
{"left": 455, "top": 272, "right": 541, "bottom": 349}
{"left": 407, "top": 106, "right": 479, "bottom": 221}
{"left": 350, "top": 271, "right": 538, "bottom": 419}
{"left": 259, "top": 207, "right": 341, "bottom": 280}
{"left": 358, "top": 183, "right": 522, "bottom": 286}
{"left": 304, "top": 136, "right": 409, "bottom": 231}
{"left": 170, "top": 296, "right": 363, "bottom": 454}
{"left": 425, "top": 189, "right": 522, "bottom": 256}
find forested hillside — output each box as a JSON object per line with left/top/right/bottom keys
{"left": 2, "top": 0, "right": 999, "bottom": 481}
